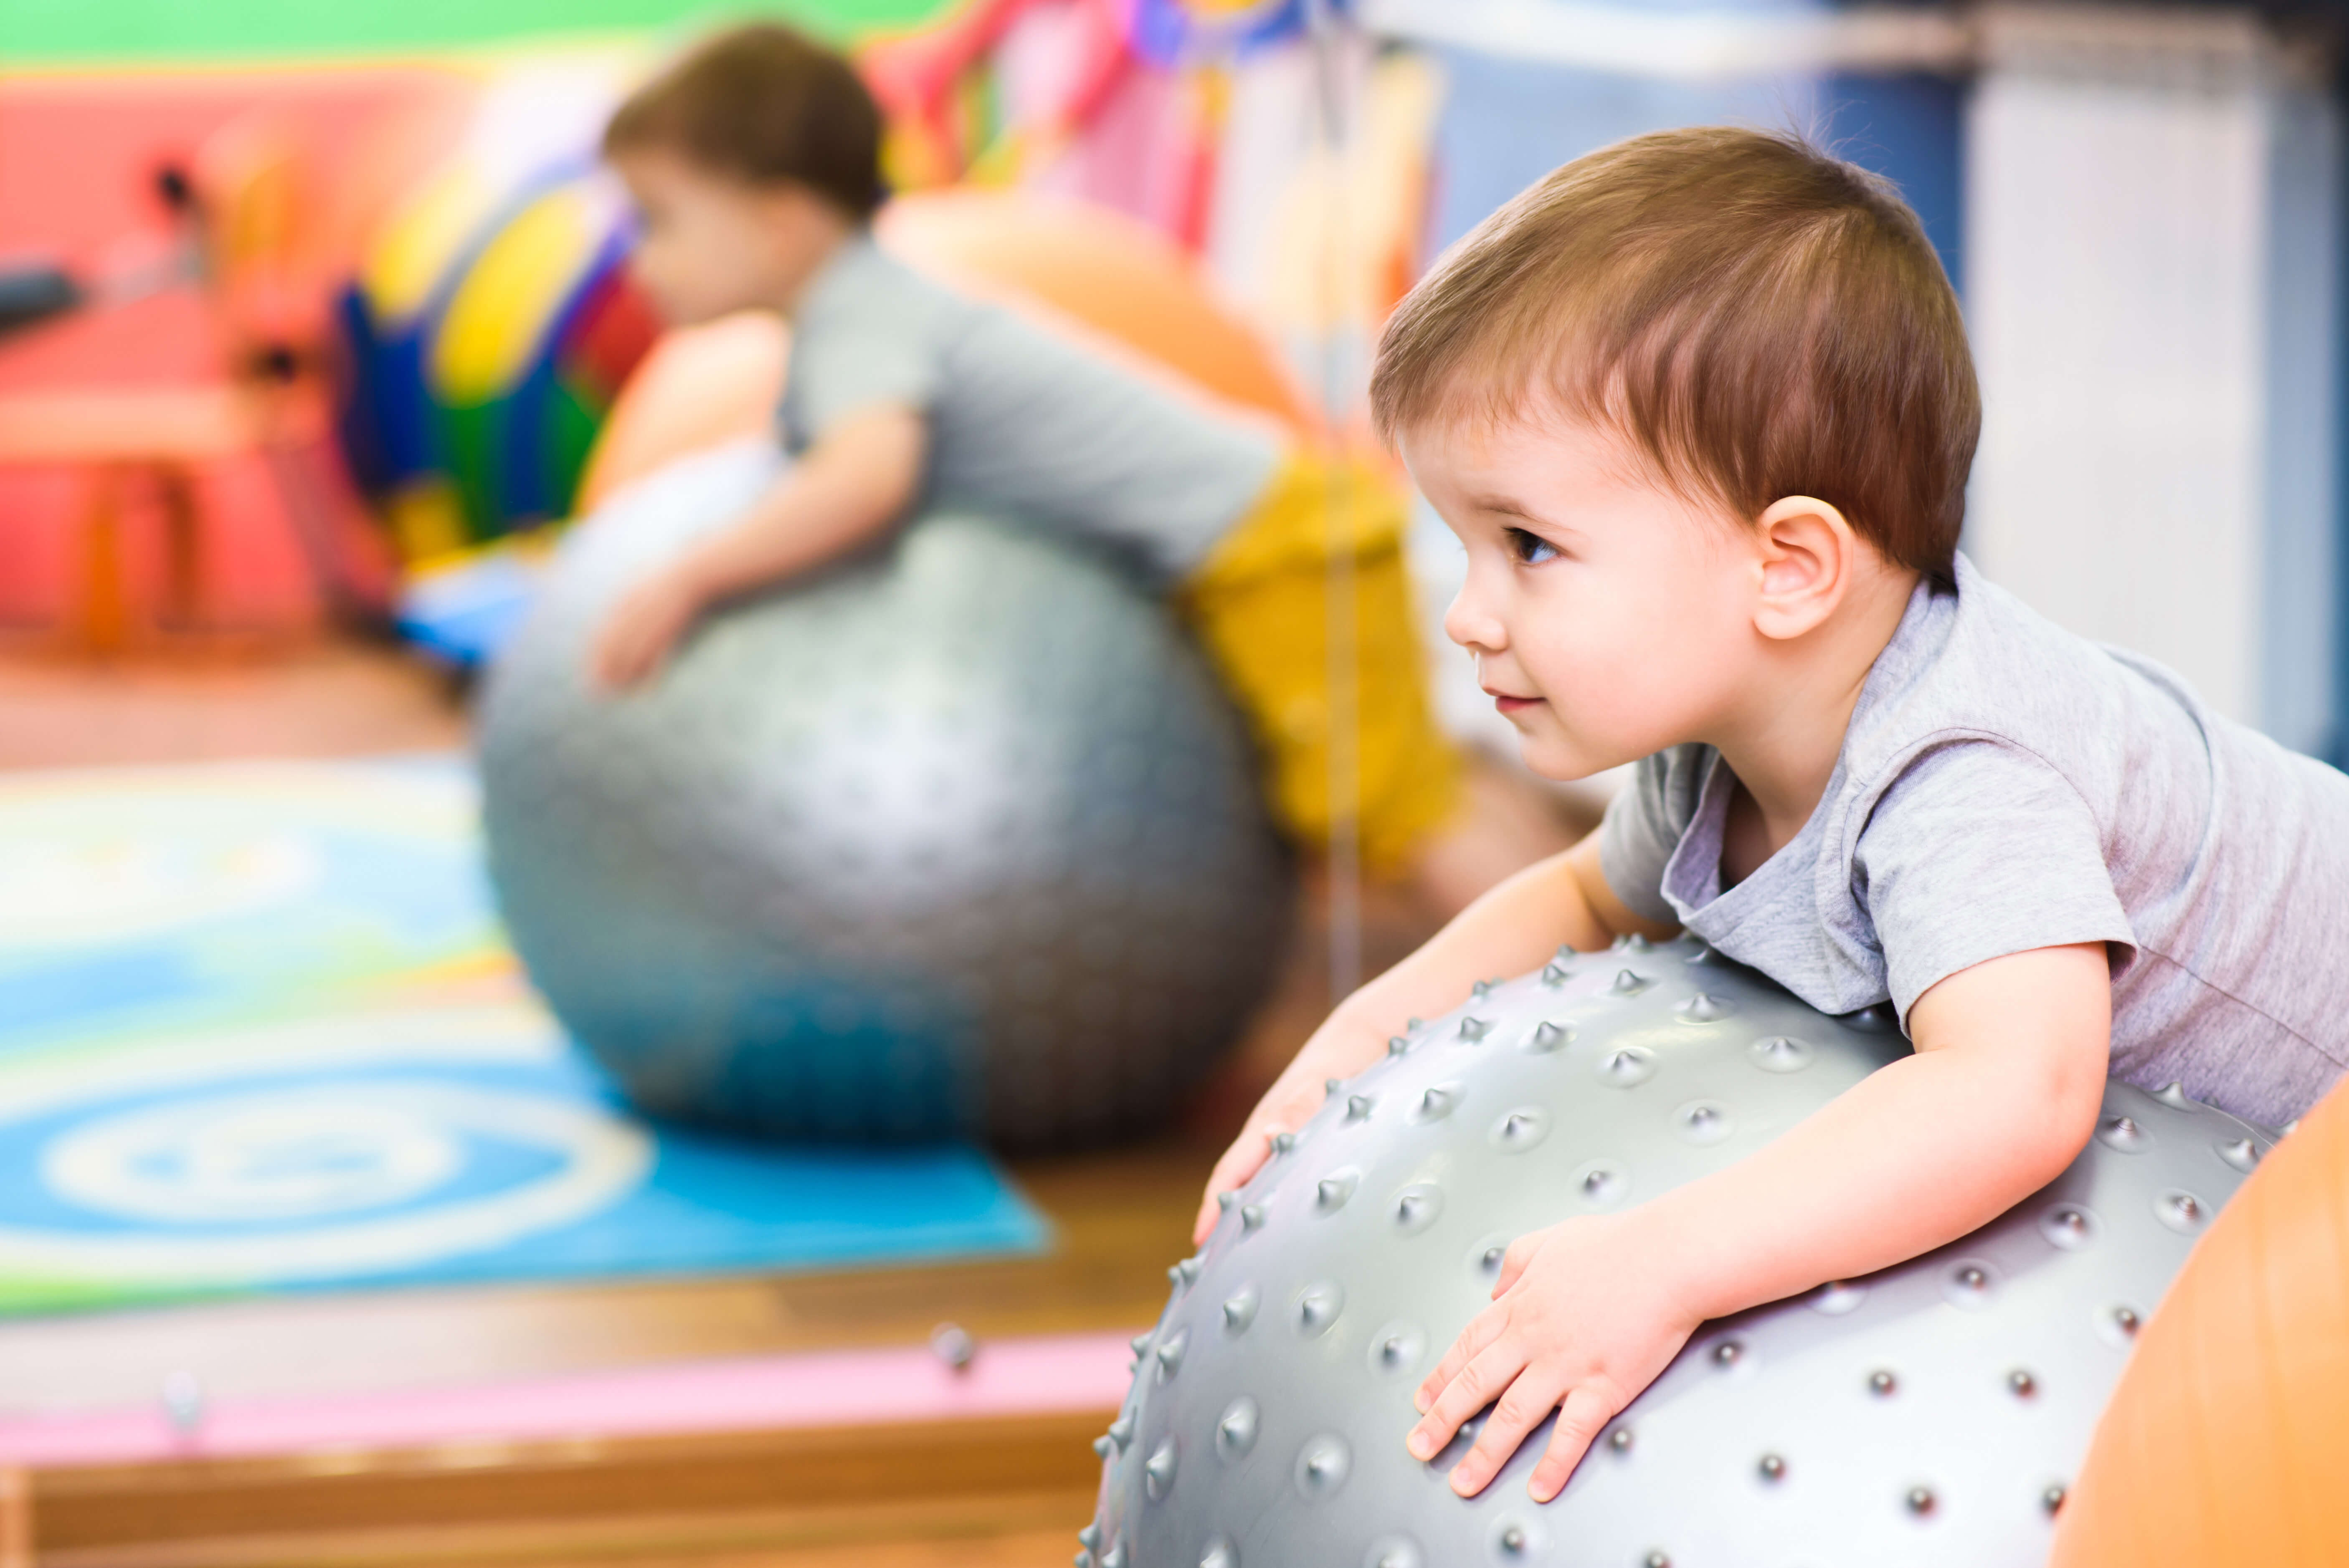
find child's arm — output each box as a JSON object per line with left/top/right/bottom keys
{"left": 591, "top": 404, "right": 927, "bottom": 690}
{"left": 1408, "top": 941, "right": 2112, "bottom": 1502}
{"left": 1189, "top": 830, "right": 1680, "bottom": 1244}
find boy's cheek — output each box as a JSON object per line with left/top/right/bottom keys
{"left": 629, "top": 253, "right": 715, "bottom": 326}
{"left": 625, "top": 251, "right": 679, "bottom": 313}
{"left": 1515, "top": 674, "right": 1660, "bottom": 779}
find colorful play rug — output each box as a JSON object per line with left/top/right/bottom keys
{"left": 0, "top": 757, "right": 1047, "bottom": 1316}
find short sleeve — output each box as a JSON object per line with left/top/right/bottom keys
{"left": 1856, "top": 740, "right": 2137, "bottom": 1023}
{"left": 779, "top": 247, "right": 951, "bottom": 451}
{"left": 1598, "top": 745, "right": 1711, "bottom": 926}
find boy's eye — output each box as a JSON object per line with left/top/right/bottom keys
{"left": 1505, "top": 527, "right": 1558, "bottom": 565}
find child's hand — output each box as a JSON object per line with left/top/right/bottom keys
{"left": 1407, "top": 1211, "right": 1702, "bottom": 1502}
{"left": 591, "top": 570, "right": 706, "bottom": 692}
{"left": 1189, "top": 1053, "right": 1345, "bottom": 1247}
{"left": 1190, "top": 1009, "right": 1390, "bottom": 1246}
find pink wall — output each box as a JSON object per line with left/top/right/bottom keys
{"left": 0, "top": 67, "right": 463, "bottom": 632}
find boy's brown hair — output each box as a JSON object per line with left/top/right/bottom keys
{"left": 604, "top": 23, "right": 885, "bottom": 220}
{"left": 1371, "top": 127, "right": 1977, "bottom": 580}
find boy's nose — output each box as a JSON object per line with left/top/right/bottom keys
{"left": 1442, "top": 586, "right": 1507, "bottom": 656}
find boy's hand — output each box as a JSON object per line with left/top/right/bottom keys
{"left": 1189, "top": 1060, "right": 1331, "bottom": 1247}
{"left": 591, "top": 570, "right": 707, "bottom": 692}
{"left": 1190, "top": 1011, "right": 1390, "bottom": 1246}
{"left": 1407, "top": 1211, "right": 1701, "bottom": 1502}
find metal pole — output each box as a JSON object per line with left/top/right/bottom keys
{"left": 1302, "top": 0, "right": 1363, "bottom": 1003}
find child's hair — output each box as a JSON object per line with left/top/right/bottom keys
{"left": 603, "top": 23, "right": 885, "bottom": 220}
{"left": 1371, "top": 127, "right": 1978, "bottom": 581}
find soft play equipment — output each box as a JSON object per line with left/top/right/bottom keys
{"left": 422, "top": 173, "right": 656, "bottom": 540}
{"left": 1086, "top": 938, "right": 2274, "bottom": 1567}
{"left": 333, "top": 66, "right": 661, "bottom": 564}
{"left": 575, "top": 188, "right": 1314, "bottom": 511}
{"left": 476, "top": 442, "right": 1294, "bottom": 1148}
{"left": 2047, "top": 1072, "right": 2349, "bottom": 1564}
{"left": 339, "top": 165, "right": 660, "bottom": 562}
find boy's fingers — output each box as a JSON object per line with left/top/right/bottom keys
{"left": 637, "top": 622, "right": 673, "bottom": 678}
{"left": 1408, "top": 1342, "right": 1521, "bottom": 1461}
{"left": 1190, "top": 1132, "right": 1275, "bottom": 1246}
{"left": 596, "top": 621, "right": 649, "bottom": 692}
{"left": 1527, "top": 1385, "right": 1615, "bottom": 1503}
{"left": 1188, "top": 1175, "right": 1240, "bottom": 1245}
{"left": 1450, "top": 1365, "right": 1571, "bottom": 1498}
{"left": 1493, "top": 1234, "right": 1538, "bottom": 1297}
{"left": 1221, "top": 1132, "right": 1272, "bottom": 1191}
{"left": 1414, "top": 1304, "right": 1503, "bottom": 1415}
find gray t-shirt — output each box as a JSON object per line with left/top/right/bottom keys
{"left": 1599, "top": 553, "right": 2349, "bottom": 1129}
{"left": 779, "top": 234, "right": 1285, "bottom": 580}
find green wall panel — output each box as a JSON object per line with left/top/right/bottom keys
{"left": 0, "top": 0, "right": 957, "bottom": 66}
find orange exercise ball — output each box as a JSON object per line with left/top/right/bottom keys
{"left": 2049, "top": 1076, "right": 2349, "bottom": 1566}
{"left": 573, "top": 310, "right": 788, "bottom": 514}
{"left": 874, "top": 188, "right": 1319, "bottom": 434}
{"left": 576, "top": 189, "right": 1313, "bottom": 512}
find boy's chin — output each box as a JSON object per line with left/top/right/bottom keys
{"left": 653, "top": 299, "right": 725, "bottom": 328}
{"left": 645, "top": 284, "right": 753, "bottom": 328}
{"left": 1513, "top": 729, "right": 1622, "bottom": 785}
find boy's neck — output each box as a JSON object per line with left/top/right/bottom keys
{"left": 1710, "top": 564, "right": 1922, "bottom": 870}
{"left": 770, "top": 214, "right": 859, "bottom": 317}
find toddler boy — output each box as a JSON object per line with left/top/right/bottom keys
{"left": 1197, "top": 126, "right": 2349, "bottom": 1502}
{"left": 587, "top": 24, "right": 1548, "bottom": 902}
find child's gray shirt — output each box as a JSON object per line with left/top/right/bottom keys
{"left": 779, "top": 234, "right": 1282, "bottom": 581}
{"left": 1599, "top": 554, "right": 2349, "bottom": 1128}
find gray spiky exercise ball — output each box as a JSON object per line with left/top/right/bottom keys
{"left": 1090, "top": 937, "right": 2276, "bottom": 1567}
{"left": 478, "top": 441, "right": 1294, "bottom": 1148}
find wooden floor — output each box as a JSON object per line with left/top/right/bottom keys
{"left": 0, "top": 638, "right": 1447, "bottom": 1565}
{"left": 0, "top": 639, "right": 470, "bottom": 770}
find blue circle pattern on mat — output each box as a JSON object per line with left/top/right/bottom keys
{"left": 0, "top": 1012, "right": 651, "bottom": 1290}
{"left": 0, "top": 757, "right": 1050, "bottom": 1311}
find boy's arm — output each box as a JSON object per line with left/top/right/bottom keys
{"left": 1409, "top": 941, "right": 2112, "bottom": 1502}
{"left": 1190, "top": 831, "right": 1680, "bottom": 1244}
{"left": 591, "top": 404, "right": 927, "bottom": 690}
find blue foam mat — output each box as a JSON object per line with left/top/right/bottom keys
{"left": 0, "top": 757, "right": 1049, "bottom": 1315}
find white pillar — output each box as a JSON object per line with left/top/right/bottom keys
{"left": 1965, "top": 4, "right": 2341, "bottom": 756}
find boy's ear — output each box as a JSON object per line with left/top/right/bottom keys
{"left": 1749, "top": 494, "right": 1855, "bottom": 641}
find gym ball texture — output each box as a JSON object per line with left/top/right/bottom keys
{"left": 1088, "top": 935, "right": 2273, "bottom": 1567}
{"left": 479, "top": 441, "right": 1295, "bottom": 1148}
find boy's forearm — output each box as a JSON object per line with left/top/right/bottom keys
{"left": 672, "top": 408, "right": 924, "bottom": 605}
{"left": 1640, "top": 1021, "right": 2103, "bottom": 1326}
{"left": 1334, "top": 836, "right": 1634, "bottom": 1047}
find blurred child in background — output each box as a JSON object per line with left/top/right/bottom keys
{"left": 585, "top": 23, "right": 1572, "bottom": 913}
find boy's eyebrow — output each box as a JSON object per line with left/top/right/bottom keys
{"left": 1467, "top": 493, "right": 1575, "bottom": 534}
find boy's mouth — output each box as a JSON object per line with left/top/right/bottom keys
{"left": 1482, "top": 687, "right": 1541, "bottom": 715}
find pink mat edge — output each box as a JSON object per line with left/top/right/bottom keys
{"left": 0, "top": 1326, "right": 1142, "bottom": 1470}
